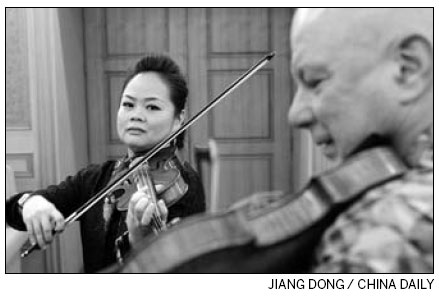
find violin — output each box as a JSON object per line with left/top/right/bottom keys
{"left": 110, "top": 147, "right": 188, "bottom": 210}
{"left": 116, "top": 145, "right": 407, "bottom": 273}
{"left": 109, "top": 146, "right": 188, "bottom": 232}
{"left": 21, "top": 52, "right": 276, "bottom": 258}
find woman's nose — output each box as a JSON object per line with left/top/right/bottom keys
{"left": 288, "top": 89, "right": 314, "bottom": 129}
{"left": 129, "top": 106, "right": 146, "bottom": 122}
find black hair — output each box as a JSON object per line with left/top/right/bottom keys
{"left": 121, "top": 54, "right": 188, "bottom": 149}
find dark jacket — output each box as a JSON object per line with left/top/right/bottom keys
{"left": 6, "top": 158, "right": 206, "bottom": 273}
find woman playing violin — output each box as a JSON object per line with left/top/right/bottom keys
{"left": 5, "top": 54, "right": 206, "bottom": 272}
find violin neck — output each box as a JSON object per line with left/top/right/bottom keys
{"left": 135, "top": 163, "right": 164, "bottom": 234}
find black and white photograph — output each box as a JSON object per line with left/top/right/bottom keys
{"left": 4, "top": 6, "right": 434, "bottom": 294}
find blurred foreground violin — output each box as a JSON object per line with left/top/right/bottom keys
{"left": 21, "top": 52, "right": 276, "bottom": 258}
{"left": 116, "top": 144, "right": 407, "bottom": 273}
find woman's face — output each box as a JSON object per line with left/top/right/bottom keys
{"left": 117, "top": 72, "right": 183, "bottom": 154}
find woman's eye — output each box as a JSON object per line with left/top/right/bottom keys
{"left": 146, "top": 105, "right": 160, "bottom": 111}
{"left": 122, "top": 101, "right": 134, "bottom": 108}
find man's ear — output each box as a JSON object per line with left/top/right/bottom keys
{"left": 394, "top": 34, "right": 433, "bottom": 104}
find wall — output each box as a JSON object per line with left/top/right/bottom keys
{"left": 6, "top": 8, "right": 88, "bottom": 273}
{"left": 6, "top": 8, "right": 36, "bottom": 191}
{"left": 6, "top": 7, "right": 44, "bottom": 273}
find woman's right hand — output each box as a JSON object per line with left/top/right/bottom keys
{"left": 21, "top": 195, "right": 65, "bottom": 249}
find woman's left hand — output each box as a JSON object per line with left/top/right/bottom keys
{"left": 126, "top": 188, "right": 168, "bottom": 245}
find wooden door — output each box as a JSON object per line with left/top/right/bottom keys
{"left": 85, "top": 8, "right": 294, "bottom": 211}
{"left": 187, "top": 8, "right": 293, "bottom": 209}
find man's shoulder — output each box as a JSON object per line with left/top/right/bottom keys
{"left": 363, "top": 166, "right": 432, "bottom": 215}
{"left": 338, "top": 166, "right": 432, "bottom": 224}
{"left": 322, "top": 165, "right": 433, "bottom": 243}
{"left": 313, "top": 167, "right": 433, "bottom": 272}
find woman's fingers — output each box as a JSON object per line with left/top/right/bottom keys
{"left": 133, "top": 196, "right": 150, "bottom": 221}
{"left": 128, "top": 191, "right": 147, "bottom": 220}
{"left": 128, "top": 191, "right": 144, "bottom": 210}
{"left": 52, "top": 210, "right": 65, "bottom": 232}
{"left": 21, "top": 196, "right": 65, "bottom": 249}
{"left": 31, "top": 219, "right": 46, "bottom": 249}
{"left": 157, "top": 200, "right": 168, "bottom": 222}
{"left": 155, "top": 184, "right": 165, "bottom": 192}
{"left": 24, "top": 220, "right": 36, "bottom": 246}
{"left": 140, "top": 204, "right": 155, "bottom": 226}
{"left": 128, "top": 187, "right": 169, "bottom": 231}
{"left": 138, "top": 201, "right": 168, "bottom": 230}
{"left": 40, "top": 216, "right": 53, "bottom": 244}
{"left": 129, "top": 191, "right": 153, "bottom": 227}
{"left": 29, "top": 214, "right": 62, "bottom": 249}
{"left": 168, "top": 217, "right": 181, "bottom": 227}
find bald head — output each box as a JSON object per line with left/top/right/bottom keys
{"left": 292, "top": 8, "right": 432, "bottom": 60}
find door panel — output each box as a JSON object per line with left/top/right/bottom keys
{"left": 85, "top": 8, "right": 294, "bottom": 211}
{"left": 208, "top": 71, "right": 272, "bottom": 139}
{"left": 105, "top": 8, "right": 169, "bottom": 56}
{"left": 188, "top": 8, "right": 293, "bottom": 209}
{"left": 208, "top": 8, "right": 271, "bottom": 54}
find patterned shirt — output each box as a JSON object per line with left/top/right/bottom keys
{"left": 312, "top": 132, "right": 433, "bottom": 273}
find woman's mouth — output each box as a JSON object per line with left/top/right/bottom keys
{"left": 126, "top": 127, "right": 146, "bottom": 134}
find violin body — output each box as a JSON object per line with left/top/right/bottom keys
{"left": 117, "top": 146, "right": 407, "bottom": 273}
{"left": 110, "top": 147, "right": 189, "bottom": 212}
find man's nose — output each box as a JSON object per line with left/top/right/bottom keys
{"left": 288, "top": 89, "right": 314, "bottom": 129}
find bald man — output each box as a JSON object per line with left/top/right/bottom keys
{"left": 289, "top": 8, "right": 433, "bottom": 272}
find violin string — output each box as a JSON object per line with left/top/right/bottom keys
{"left": 138, "top": 164, "right": 163, "bottom": 233}
{"left": 152, "top": 215, "right": 163, "bottom": 232}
